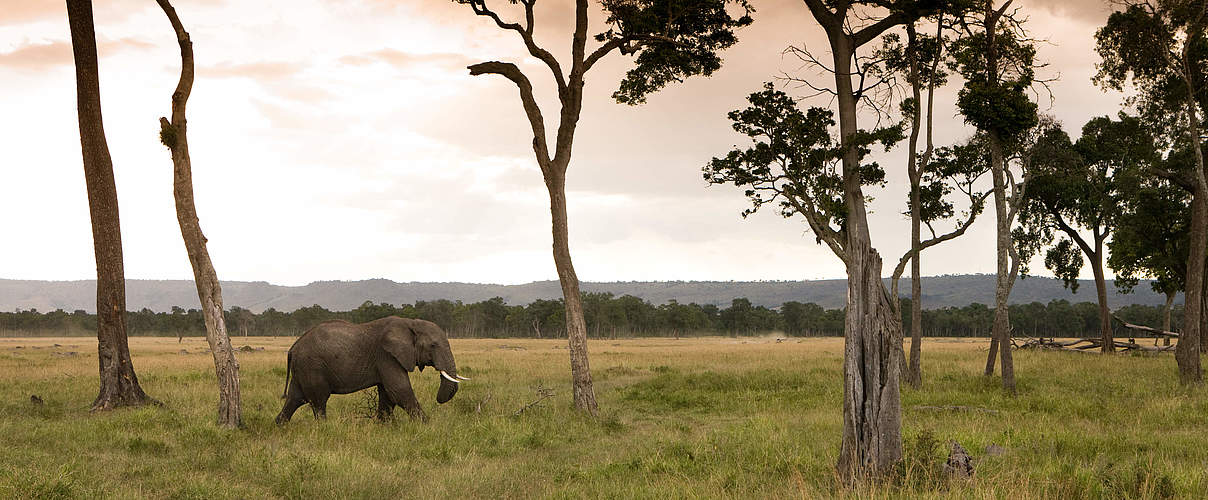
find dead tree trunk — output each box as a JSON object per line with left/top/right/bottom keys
{"left": 156, "top": 0, "right": 241, "bottom": 428}
{"left": 67, "top": 0, "right": 155, "bottom": 411}
{"left": 838, "top": 238, "right": 904, "bottom": 480}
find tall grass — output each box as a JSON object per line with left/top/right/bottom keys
{"left": 0, "top": 336, "right": 1203, "bottom": 498}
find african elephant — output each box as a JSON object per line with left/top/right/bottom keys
{"left": 275, "top": 316, "right": 467, "bottom": 424}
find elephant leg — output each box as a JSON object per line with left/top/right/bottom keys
{"left": 275, "top": 378, "right": 307, "bottom": 425}
{"left": 376, "top": 385, "right": 394, "bottom": 421}
{"left": 290, "top": 364, "right": 330, "bottom": 420}
{"left": 379, "top": 362, "right": 426, "bottom": 422}
{"left": 309, "top": 390, "right": 330, "bottom": 419}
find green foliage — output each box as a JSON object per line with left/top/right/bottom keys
{"left": 949, "top": 28, "right": 1039, "bottom": 139}
{"left": 159, "top": 120, "right": 177, "bottom": 150}
{"left": 703, "top": 83, "right": 900, "bottom": 244}
{"left": 1095, "top": 2, "right": 1207, "bottom": 141}
{"left": 600, "top": 0, "right": 753, "bottom": 105}
{"left": 1015, "top": 115, "right": 1155, "bottom": 292}
{"left": 1110, "top": 176, "right": 1190, "bottom": 296}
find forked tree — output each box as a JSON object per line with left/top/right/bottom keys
{"left": 789, "top": 0, "right": 961, "bottom": 479}
{"left": 66, "top": 0, "right": 156, "bottom": 411}
{"left": 949, "top": 0, "right": 1042, "bottom": 392}
{"left": 1015, "top": 116, "right": 1157, "bottom": 353}
{"left": 155, "top": 0, "right": 242, "bottom": 428}
{"left": 875, "top": 12, "right": 991, "bottom": 388}
{"left": 456, "top": 0, "right": 751, "bottom": 415}
{"left": 1097, "top": 0, "right": 1206, "bottom": 383}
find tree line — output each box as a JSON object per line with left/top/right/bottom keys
{"left": 0, "top": 295, "right": 1181, "bottom": 340}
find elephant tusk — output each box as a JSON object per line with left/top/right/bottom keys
{"left": 441, "top": 371, "right": 460, "bottom": 383}
{"left": 455, "top": 375, "right": 471, "bottom": 381}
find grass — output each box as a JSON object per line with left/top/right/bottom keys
{"left": 0, "top": 335, "right": 1205, "bottom": 498}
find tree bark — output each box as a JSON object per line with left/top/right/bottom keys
{"left": 1090, "top": 243, "right": 1114, "bottom": 353}
{"left": 1177, "top": 192, "right": 1205, "bottom": 383}
{"left": 988, "top": 132, "right": 1016, "bottom": 393}
{"left": 67, "top": 0, "right": 155, "bottom": 411}
{"left": 546, "top": 170, "right": 598, "bottom": 415}
{"left": 1177, "top": 31, "right": 1207, "bottom": 378}
{"left": 156, "top": 0, "right": 242, "bottom": 428}
{"left": 1163, "top": 289, "right": 1175, "bottom": 347}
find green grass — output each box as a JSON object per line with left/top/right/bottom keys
{"left": 0, "top": 336, "right": 1204, "bottom": 498}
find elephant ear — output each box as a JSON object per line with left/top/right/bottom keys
{"left": 381, "top": 321, "right": 417, "bottom": 372}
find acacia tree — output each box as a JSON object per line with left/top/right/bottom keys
{"left": 1015, "top": 116, "right": 1155, "bottom": 353}
{"left": 458, "top": 0, "right": 751, "bottom": 414}
{"left": 66, "top": 0, "right": 156, "bottom": 411}
{"left": 1097, "top": 0, "right": 1206, "bottom": 383}
{"left": 155, "top": 0, "right": 242, "bottom": 428}
{"left": 782, "top": 0, "right": 965, "bottom": 479}
{"left": 949, "top": 0, "right": 1041, "bottom": 392}
{"left": 1111, "top": 174, "right": 1189, "bottom": 343}
{"left": 877, "top": 13, "right": 990, "bottom": 388}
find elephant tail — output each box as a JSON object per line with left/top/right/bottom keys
{"left": 281, "top": 350, "right": 292, "bottom": 399}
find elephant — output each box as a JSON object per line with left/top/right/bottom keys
{"left": 275, "top": 316, "right": 467, "bottom": 424}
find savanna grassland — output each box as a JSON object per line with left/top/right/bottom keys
{"left": 1, "top": 336, "right": 1205, "bottom": 499}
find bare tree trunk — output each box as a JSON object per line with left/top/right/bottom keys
{"left": 988, "top": 133, "right": 1016, "bottom": 393}
{"left": 1090, "top": 245, "right": 1113, "bottom": 353}
{"left": 156, "top": 0, "right": 241, "bottom": 428}
{"left": 67, "top": 0, "right": 155, "bottom": 411}
{"left": 1163, "top": 290, "right": 1175, "bottom": 347}
{"left": 546, "top": 171, "right": 598, "bottom": 416}
{"left": 833, "top": 34, "right": 902, "bottom": 480}
{"left": 984, "top": 331, "right": 999, "bottom": 375}
{"left": 838, "top": 239, "right": 904, "bottom": 479}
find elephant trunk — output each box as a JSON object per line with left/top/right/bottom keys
{"left": 436, "top": 371, "right": 459, "bottom": 404}
{"left": 435, "top": 350, "right": 459, "bottom": 404}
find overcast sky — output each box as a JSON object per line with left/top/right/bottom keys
{"left": 0, "top": 0, "right": 1125, "bottom": 286}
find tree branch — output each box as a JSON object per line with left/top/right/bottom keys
{"left": 465, "top": 0, "right": 568, "bottom": 96}
{"left": 468, "top": 61, "right": 553, "bottom": 171}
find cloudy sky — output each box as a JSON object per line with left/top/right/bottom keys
{"left": 0, "top": 0, "right": 1124, "bottom": 286}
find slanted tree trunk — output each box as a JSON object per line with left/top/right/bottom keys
{"left": 546, "top": 168, "right": 598, "bottom": 415}
{"left": 156, "top": 0, "right": 241, "bottom": 428}
{"left": 67, "top": 0, "right": 155, "bottom": 411}
{"left": 1089, "top": 239, "right": 1113, "bottom": 353}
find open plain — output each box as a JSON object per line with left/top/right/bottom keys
{"left": 1, "top": 336, "right": 1205, "bottom": 498}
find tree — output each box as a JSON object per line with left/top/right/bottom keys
{"left": 786, "top": 0, "right": 966, "bottom": 479}
{"left": 65, "top": 0, "right": 156, "bottom": 411}
{"left": 1015, "top": 115, "right": 1154, "bottom": 352}
{"left": 154, "top": 0, "right": 242, "bottom": 428}
{"left": 458, "top": 0, "right": 751, "bottom": 415}
{"left": 949, "top": 0, "right": 1041, "bottom": 392}
{"left": 1096, "top": 0, "right": 1207, "bottom": 383}
{"left": 1111, "top": 175, "right": 1189, "bottom": 343}
{"left": 877, "top": 14, "right": 991, "bottom": 388}
{"left": 705, "top": 76, "right": 914, "bottom": 479}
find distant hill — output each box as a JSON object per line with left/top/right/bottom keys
{"left": 0, "top": 275, "right": 1175, "bottom": 313}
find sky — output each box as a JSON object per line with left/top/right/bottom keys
{"left": 0, "top": 0, "right": 1126, "bottom": 286}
